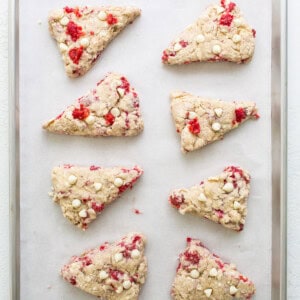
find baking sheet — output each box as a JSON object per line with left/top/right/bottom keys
{"left": 18, "top": 0, "right": 275, "bottom": 299}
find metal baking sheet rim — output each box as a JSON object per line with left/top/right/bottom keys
{"left": 8, "top": 0, "right": 287, "bottom": 299}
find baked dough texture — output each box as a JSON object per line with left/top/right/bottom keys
{"left": 170, "top": 91, "right": 259, "bottom": 153}
{"left": 171, "top": 238, "right": 255, "bottom": 300}
{"left": 169, "top": 166, "right": 251, "bottom": 231}
{"left": 43, "top": 73, "right": 144, "bottom": 137}
{"left": 50, "top": 164, "right": 143, "bottom": 230}
{"left": 49, "top": 6, "right": 141, "bottom": 77}
{"left": 61, "top": 232, "right": 147, "bottom": 299}
{"left": 162, "top": 0, "right": 255, "bottom": 65}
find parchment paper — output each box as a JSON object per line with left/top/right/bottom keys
{"left": 19, "top": 0, "right": 272, "bottom": 299}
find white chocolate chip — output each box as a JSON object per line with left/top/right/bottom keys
{"left": 214, "top": 108, "right": 223, "bottom": 117}
{"left": 230, "top": 286, "right": 238, "bottom": 295}
{"left": 60, "top": 16, "right": 69, "bottom": 26}
{"left": 97, "top": 11, "right": 107, "bottom": 21}
{"left": 204, "top": 288, "right": 213, "bottom": 297}
{"left": 111, "top": 107, "right": 121, "bottom": 117}
{"left": 209, "top": 268, "right": 218, "bottom": 277}
{"left": 87, "top": 208, "right": 96, "bottom": 218}
{"left": 233, "top": 201, "right": 241, "bottom": 209}
{"left": 52, "top": 9, "right": 64, "bottom": 20}
{"left": 212, "top": 122, "right": 221, "bottom": 132}
{"left": 72, "top": 199, "right": 81, "bottom": 208}
{"left": 188, "top": 112, "right": 198, "bottom": 120}
{"left": 114, "top": 253, "right": 123, "bottom": 262}
{"left": 111, "top": 79, "right": 122, "bottom": 89}
{"left": 80, "top": 37, "right": 90, "bottom": 47}
{"left": 114, "top": 178, "right": 123, "bottom": 187}
{"left": 94, "top": 182, "right": 102, "bottom": 191}
{"left": 173, "top": 43, "right": 182, "bottom": 51}
{"left": 116, "top": 286, "right": 123, "bottom": 294}
{"left": 99, "top": 270, "right": 108, "bottom": 280}
{"left": 198, "top": 193, "right": 207, "bottom": 202}
{"left": 212, "top": 45, "right": 222, "bottom": 55}
{"left": 79, "top": 209, "right": 87, "bottom": 218}
{"left": 216, "top": 6, "right": 225, "bottom": 14}
{"left": 131, "top": 249, "right": 141, "bottom": 259}
{"left": 190, "top": 269, "right": 200, "bottom": 279}
{"left": 68, "top": 175, "right": 77, "bottom": 185}
{"left": 223, "top": 182, "right": 234, "bottom": 193}
{"left": 123, "top": 280, "right": 132, "bottom": 290}
{"left": 117, "top": 88, "right": 125, "bottom": 97}
{"left": 233, "top": 34, "right": 241, "bottom": 43}
{"left": 99, "top": 31, "right": 108, "bottom": 38}
{"left": 234, "top": 18, "right": 242, "bottom": 27}
{"left": 195, "top": 34, "right": 205, "bottom": 43}
{"left": 59, "top": 43, "right": 68, "bottom": 52}
{"left": 85, "top": 115, "right": 95, "bottom": 125}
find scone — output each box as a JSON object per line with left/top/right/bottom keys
{"left": 49, "top": 6, "right": 141, "bottom": 77}
{"left": 61, "top": 232, "right": 147, "bottom": 299}
{"left": 43, "top": 73, "right": 144, "bottom": 137}
{"left": 50, "top": 164, "right": 143, "bottom": 230}
{"left": 169, "top": 166, "right": 250, "bottom": 231}
{"left": 162, "top": 0, "right": 255, "bottom": 65}
{"left": 170, "top": 91, "right": 259, "bottom": 153}
{"left": 171, "top": 238, "right": 255, "bottom": 299}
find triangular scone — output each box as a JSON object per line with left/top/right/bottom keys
{"left": 43, "top": 73, "right": 144, "bottom": 137}
{"left": 49, "top": 6, "right": 141, "bottom": 77}
{"left": 61, "top": 232, "right": 147, "bottom": 299}
{"left": 170, "top": 91, "right": 259, "bottom": 153}
{"left": 50, "top": 165, "right": 143, "bottom": 230}
{"left": 162, "top": 0, "right": 255, "bottom": 65}
{"left": 171, "top": 238, "right": 255, "bottom": 299}
{"left": 169, "top": 166, "right": 250, "bottom": 231}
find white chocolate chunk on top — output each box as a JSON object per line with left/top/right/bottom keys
{"left": 94, "top": 182, "right": 102, "bottom": 191}
{"left": 114, "top": 252, "right": 123, "bottom": 262}
{"left": 214, "top": 108, "right": 223, "bottom": 117}
{"left": 72, "top": 199, "right": 81, "bottom": 208}
{"left": 195, "top": 34, "right": 205, "bottom": 43}
{"left": 223, "top": 182, "right": 234, "bottom": 193}
{"left": 97, "top": 11, "right": 107, "bottom": 21}
{"left": 79, "top": 209, "right": 87, "bottom": 218}
{"left": 99, "top": 270, "right": 108, "bottom": 280}
{"left": 209, "top": 268, "right": 218, "bottom": 277}
{"left": 212, "top": 45, "right": 221, "bottom": 55}
{"left": 123, "top": 280, "right": 132, "bottom": 290}
{"left": 212, "top": 122, "right": 221, "bottom": 132}
{"left": 190, "top": 269, "right": 200, "bottom": 279}
{"left": 114, "top": 177, "right": 124, "bottom": 187}
{"left": 131, "top": 249, "right": 141, "bottom": 259}
{"left": 68, "top": 175, "right": 77, "bottom": 185}
{"left": 204, "top": 288, "right": 213, "bottom": 297}
{"left": 230, "top": 285, "right": 238, "bottom": 295}
{"left": 60, "top": 16, "right": 69, "bottom": 26}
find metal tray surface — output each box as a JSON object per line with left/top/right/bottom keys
{"left": 9, "top": 0, "right": 287, "bottom": 299}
